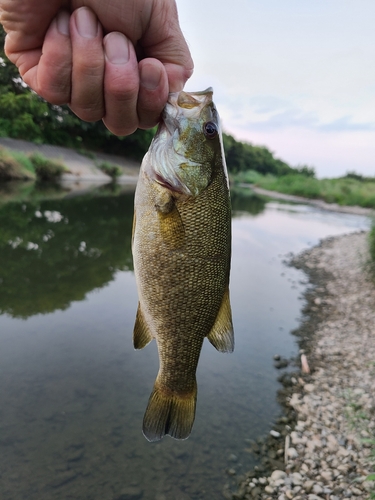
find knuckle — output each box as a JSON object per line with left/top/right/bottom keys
{"left": 105, "top": 76, "right": 139, "bottom": 103}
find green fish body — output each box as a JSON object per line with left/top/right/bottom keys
{"left": 132, "top": 88, "right": 233, "bottom": 441}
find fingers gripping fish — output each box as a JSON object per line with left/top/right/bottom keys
{"left": 132, "top": 88, "right": 234, "bottom": 441}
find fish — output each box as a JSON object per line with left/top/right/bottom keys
{"left": 132, "top": 87, "right": 233, "bottom": 442}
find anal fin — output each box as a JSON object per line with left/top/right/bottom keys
{"left": 207, "top": 286, "right": 234, "bottom": 353}
{"left": 133, "top": 304, "right": 153, "bottom": 349}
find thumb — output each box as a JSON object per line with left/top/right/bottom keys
{"left": 140, "top": 0, "right": 194, "bottom": 92}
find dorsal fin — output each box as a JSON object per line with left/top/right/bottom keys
{"left": 206, "top": 287, "right": 234, "bottom": 353}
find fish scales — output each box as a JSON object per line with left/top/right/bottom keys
{"left": 132, "top": 88, "right": 233, "bottom": 441}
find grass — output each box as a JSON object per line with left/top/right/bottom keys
{"left": 0, "top": 147, "right": 68, "bottom": 182}
{"left": 28, "top": 152, "right": 68, "bottom": 181}
{"left": 97, "top": 161, "right": 123, "bottom": 180}
{"left": 232, "top": 170, "right": 375, "bottom": 209}
{"left": 0, "top": 147, "right": 36, "bottom": 181}
{"left": 343, "top": 386, "right": 375, "bottom": 497}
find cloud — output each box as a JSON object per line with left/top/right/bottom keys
{"left": 318, "top": 116, "right": 375, "bottom": 132}
{"left": 221, "top": 95, "right": 375, "bottom": 133}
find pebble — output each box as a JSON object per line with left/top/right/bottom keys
{"left": 270, "top": 470, "right": 286, "bottom": 482}
{"left": 233, "top": 233, "right": 375, "bottom": 500}
{"left": 312, "top": 484, "right": 323, "bottom": 494}
{"left": 287, "top": 447, "right": 298, "bottom": 459}
{"left": 270, "top": 430, "right": 281, "bottom": 438}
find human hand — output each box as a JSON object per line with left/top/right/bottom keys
{"left": 0, "top": 0, "right": 193, "bottom": 135}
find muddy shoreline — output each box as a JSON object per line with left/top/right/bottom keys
{"left": 231, "top": 231, "right": 375, "bottom": 500}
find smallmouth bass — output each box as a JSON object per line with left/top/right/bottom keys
{"left": 132, "top": 88, "right": 233, "bottom": 441}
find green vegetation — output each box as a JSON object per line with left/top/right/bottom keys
{"left": 28, "top": 152, "right": 67, "bottom": 181}
{"left": 233, "top": 169, "right": 375, "bottom": 209}
{"left": 0, "top": 146, "right": 35, "bottom": 180}
{"left": 223, "top": 133, "right": 294, "bottom": 176}
{"left": 0, "top": 147, "right": 67, "bottom": 181}
{"left": 97, "top": 161, "right": 123, "bottom": 179}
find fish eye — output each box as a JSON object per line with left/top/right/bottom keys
{"left": 203, "top": 121, "right": 218, "bottom": 139}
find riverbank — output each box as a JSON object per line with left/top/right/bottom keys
{"left": 238, "top": 184, "right": 375, "bottom": 217}
{"left": 0, "top": 137, "right": 139, "bottom": 187}
{"left": 233, "top": 232, "right": 375, "bottom": 500}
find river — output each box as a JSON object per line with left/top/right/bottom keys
{"left": 0, "top": 184, "right": 370, "bottom": 500}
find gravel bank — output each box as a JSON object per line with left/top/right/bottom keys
{"left": 233, "top": 232, "right": 375, "bottom": 500}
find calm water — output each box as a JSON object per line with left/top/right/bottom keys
{"left": 0, "top": 185, "right": 370, "bottom": 500}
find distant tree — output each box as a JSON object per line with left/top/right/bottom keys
{"left": 0, "top": 25, "right": 26, "bottom": 94}
{"left": 295, "top": 164, "right": 316, "bottom": 177}
{"left": 223, "top": 133, "right": 293, "bottom": 176}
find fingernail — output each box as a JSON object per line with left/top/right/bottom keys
{"left": 140, "top": 64, "right": 162, "bottom": 90}
{"left": 104, "top": 32, "right": 130, "bottom": 64}
{"left": 56, "top": 10, "right": 70, "bottom": 36}
{"left": 75, "top": 7, "right": 98, "bottom": 38}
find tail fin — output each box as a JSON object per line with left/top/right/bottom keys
{"left": 142, "top": 381, "right": 197, "bottom": 442}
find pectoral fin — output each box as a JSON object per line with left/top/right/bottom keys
{"left": 133, "top": 304, "right": 153, "bottom": 349}
{"left": 153, "top": 184, "right": 185, "bottom": 249}
{"left": 158, "top": 205, "right": 185, "bottom": 249}
{"left": 207, "top": 287, "right": 234, "bottom": 353}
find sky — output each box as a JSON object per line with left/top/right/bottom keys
{"left": 177, "top": 0, "right": 375, "bottom": 178}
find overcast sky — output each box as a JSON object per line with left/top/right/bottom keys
{"left": 177, "top": 0, "right": 375, "bottom": 178}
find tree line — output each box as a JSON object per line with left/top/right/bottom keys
{"left": 0, "top": 25, "right": 313, "bottom": 176}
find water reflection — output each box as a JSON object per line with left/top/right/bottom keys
{"left": 230, "top": 187, "right": 266, "bottom": 216}
{"left": 0, "top": 189, "right": 133, "bottom": 318}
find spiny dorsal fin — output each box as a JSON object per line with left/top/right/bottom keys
{"left": 207, "top": 286, "right": 234, "bottom": 353}
{"left": 133, "top": 304, "right": 153, "bottom": 349}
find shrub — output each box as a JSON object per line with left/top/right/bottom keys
{"left": 28, "top": 152, "right": 67, "bottom": 181}
{"left": 0, "top": 147, "right": 35, "bottom": 180}
{"left": 97, "top": 161, "right": 123, "bottom": 179}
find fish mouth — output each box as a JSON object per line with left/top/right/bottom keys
{"left": 161, "top": 87, "right": 214, "bottom": 136}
